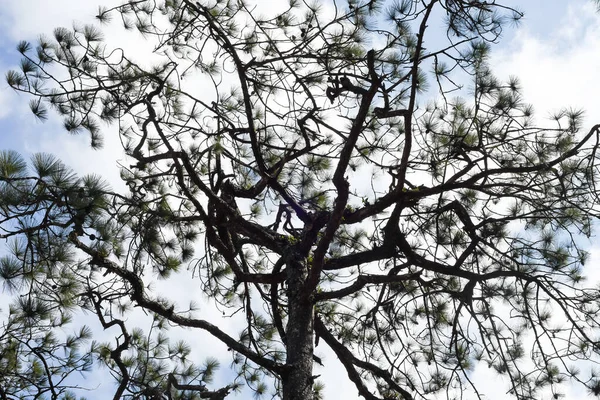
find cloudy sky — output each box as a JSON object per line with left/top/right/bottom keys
{"left": 1, "top": 0, "right": 600, "bottom": 399}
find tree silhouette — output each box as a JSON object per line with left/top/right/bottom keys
{"left": 3, "top": 0, "right": 600, "bottom": 399}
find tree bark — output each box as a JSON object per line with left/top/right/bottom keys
{"left": 282, "top": 254, "right": 314, "bottom": 400}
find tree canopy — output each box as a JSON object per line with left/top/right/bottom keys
{"left": 3, "top": 0, "right": 600, "bottom": 399}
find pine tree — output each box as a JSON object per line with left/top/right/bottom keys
{"left": 3, "top": 0, "right": 600, "bottom": 399}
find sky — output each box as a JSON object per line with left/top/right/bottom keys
{"left": 0, "top": 0, "right": 600, "bottom": 399}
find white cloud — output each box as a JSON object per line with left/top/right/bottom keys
{"left": 0, "top": 0, "right": 117, "bottom": 43}
{"left": 490, "top": 2, "right": 600, "bottom": 129}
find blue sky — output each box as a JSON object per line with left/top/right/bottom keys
{"left": 1, "top": 0, "right": 600, "bottom": 399}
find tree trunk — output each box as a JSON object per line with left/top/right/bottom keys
{"left": 283, "top": 256, "right": 314, "bottom": 400}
